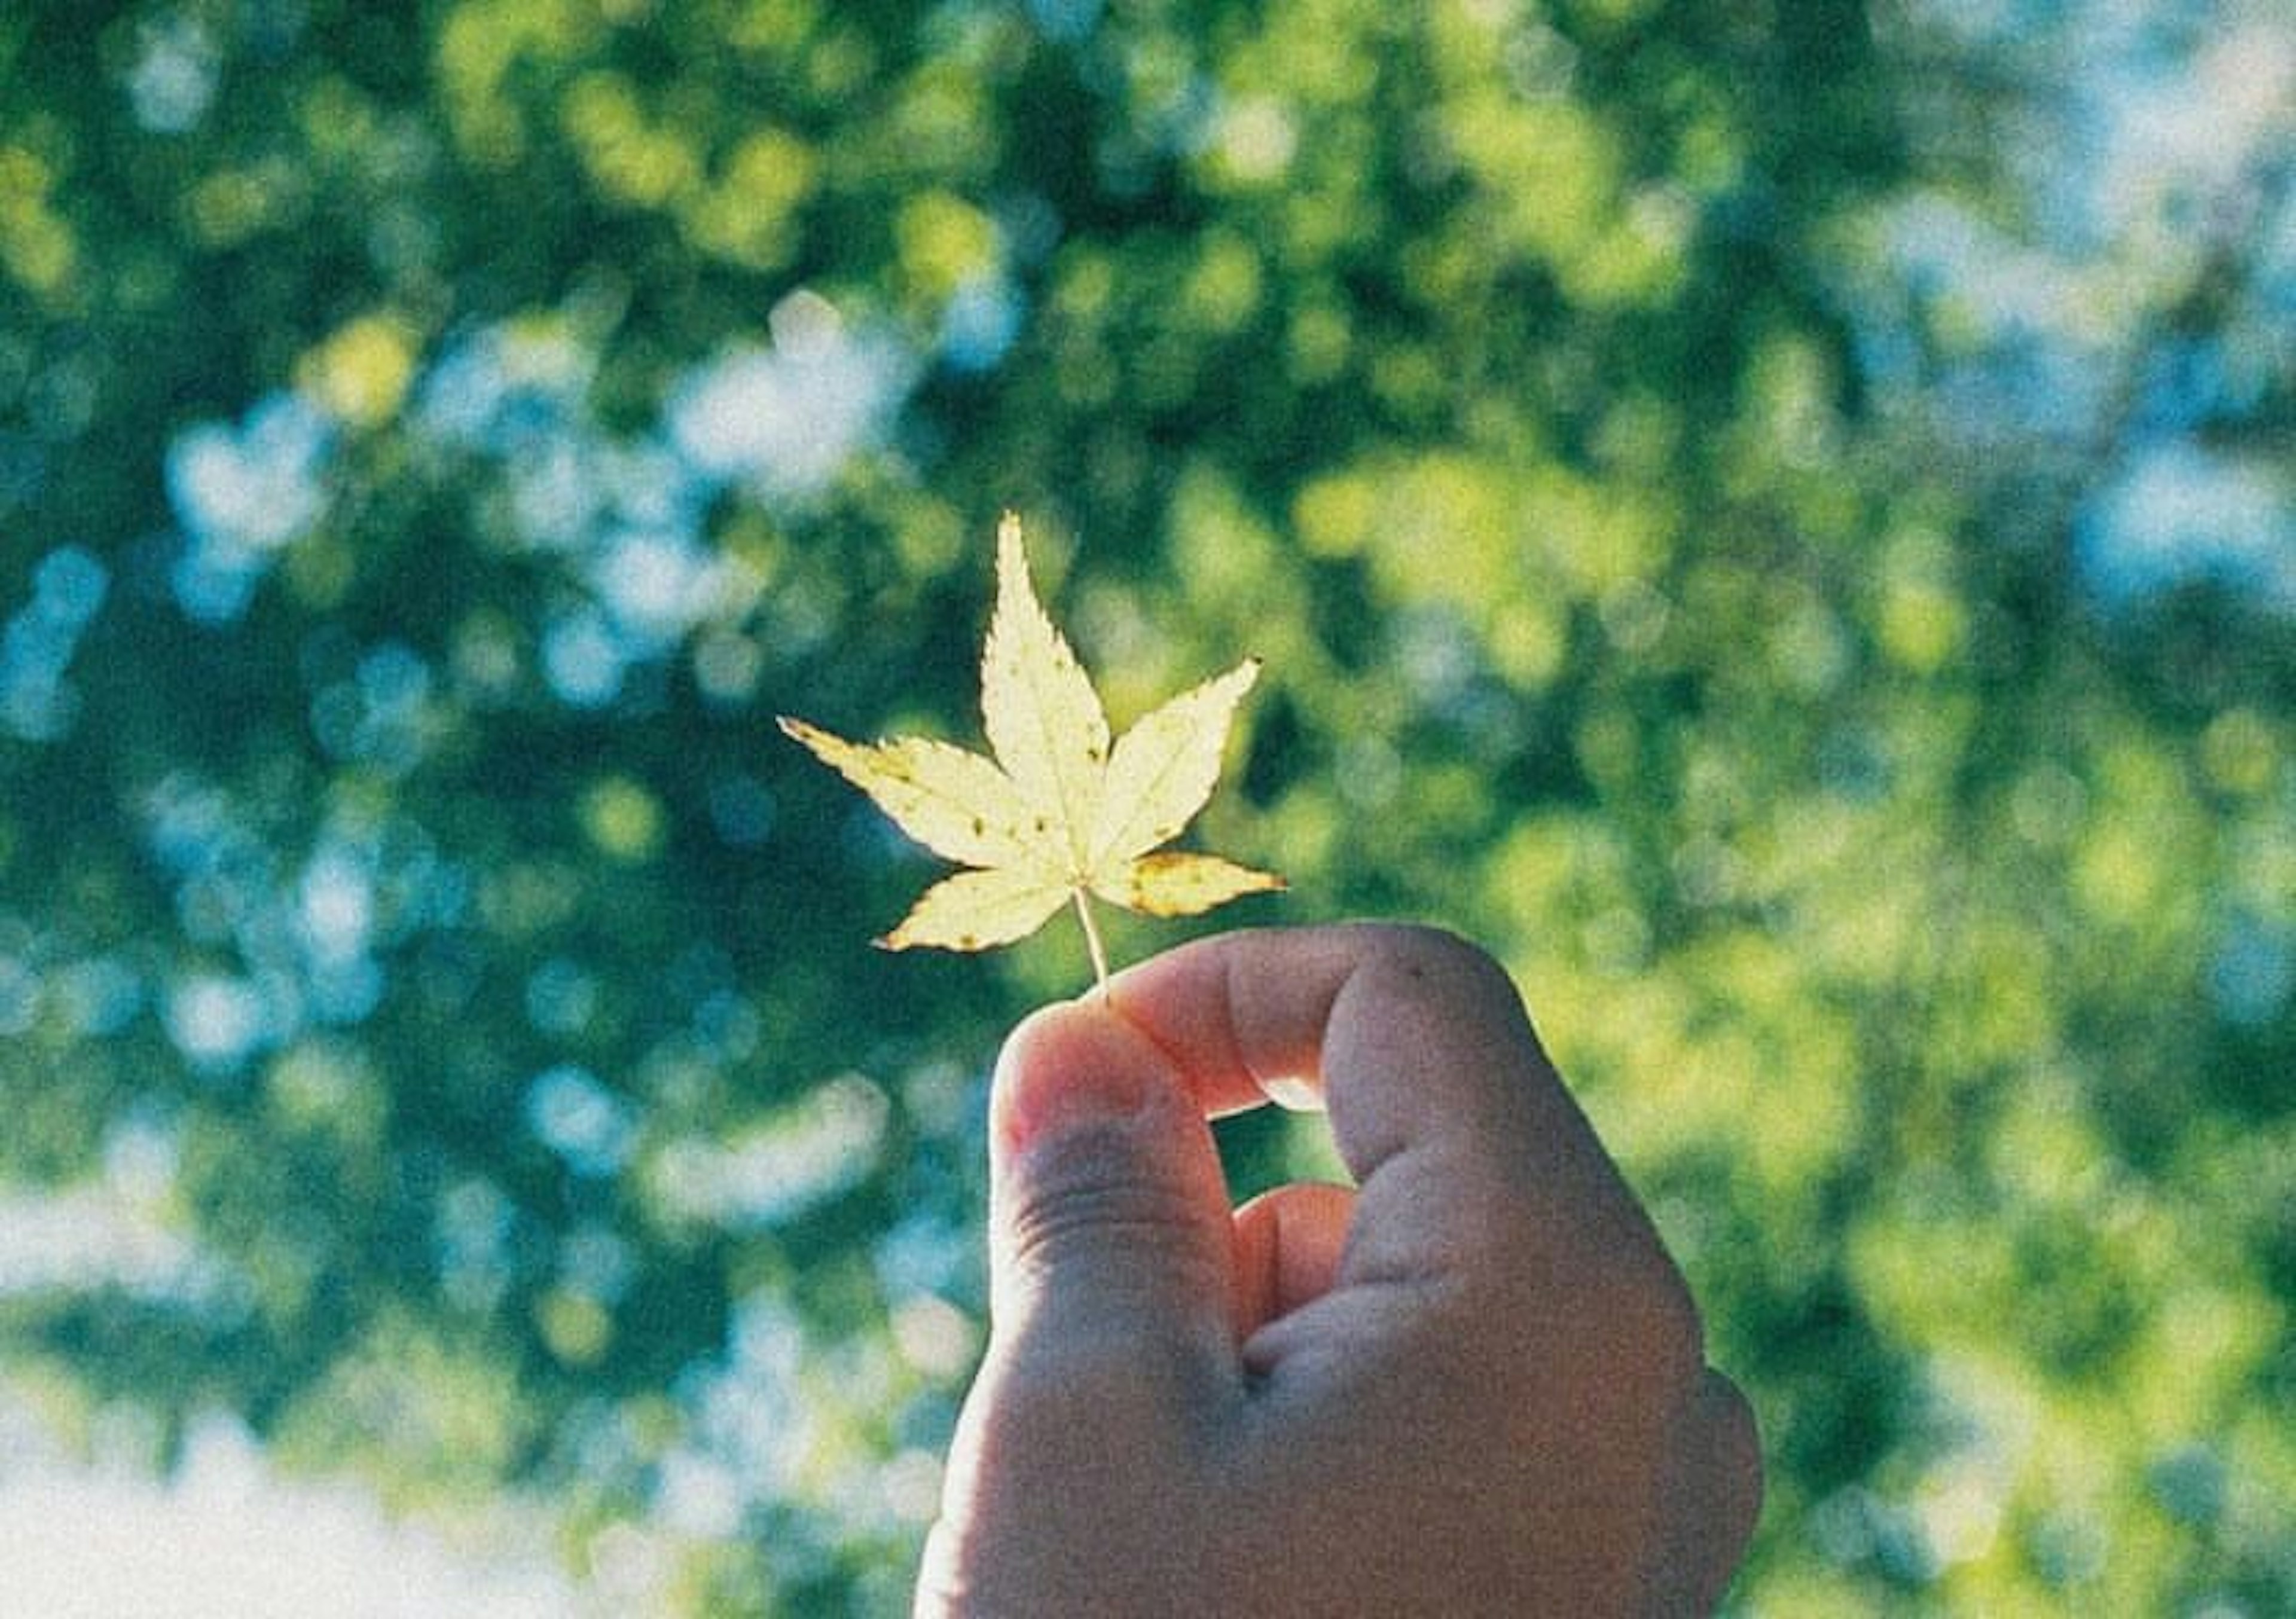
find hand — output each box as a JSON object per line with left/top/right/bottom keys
{"left": 915, "top": 924, "right": 1761, "bottom": 1617}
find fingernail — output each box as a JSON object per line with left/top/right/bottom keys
{"left": 1261, "top": 1074, "right": 1324, "bottom": 1113}
{"left": 993, "top": 1004, "right": 1161, "bottom": 1154}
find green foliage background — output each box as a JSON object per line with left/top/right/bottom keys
{"left": 2, "top": 0, "right": 2290, "bottom": 1611}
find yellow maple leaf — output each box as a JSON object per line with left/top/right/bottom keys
{"left": 778, "top": 512, "right": 1283, "bottom": 989}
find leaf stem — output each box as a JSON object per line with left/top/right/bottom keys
{"left": 1072, "top": 887, "right": 1112, "bottom": 998}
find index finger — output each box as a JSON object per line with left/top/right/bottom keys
{"left": 1105, "top": 922, "right": 1656, "bottom": 1264}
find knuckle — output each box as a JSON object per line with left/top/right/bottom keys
{"left": 1004, "top": 1175, "right": 1205, "bottom": 1278}
{"left": 1641, "top": 1254, "right": 1709, "bottom": 1365}
{"left": 1613, "top": 1245, "right": 1710, "bottom": 1375}
{"left": 1354, "top": 922, "right": 1528, "bottom": 1018}
{"left": 1703, "top": 1368, "right": 1764, "bottom": 1498}
{"left": 1535, "top": 1234, "right": 1708, "bottom": 1384}
{"left": 999, "top": 1137, "right": 1221, "bottom": 1293}
{"left": 1357, "top": 919, "right": 1497, "bottom": 979}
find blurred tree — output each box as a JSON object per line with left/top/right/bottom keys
{"left": 0, "top": 0, "right": 2288, "bottom": 1612}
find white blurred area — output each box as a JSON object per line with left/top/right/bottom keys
{"left": 0, "top": 1416, "right": 582, "bottom": 1619}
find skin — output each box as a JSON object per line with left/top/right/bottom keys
{"left": 915, "top": 924, "right": 1763, "bottom": 1617}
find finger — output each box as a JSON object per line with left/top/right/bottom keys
{"left": 984, "top": 996, "right": 1238, "bottom": 1384}
{"left": 1106, "top": 924, "right": 1655, "bottom": 1270}
{"left": 1230, "top": 1182, "right": 1354, "bottom": 1343}
{"left": 1651, "top": 1370, "right": 1765, "bottom": 1612}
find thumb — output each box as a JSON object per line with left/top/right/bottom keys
{"left": 984, "top": 997, "right": 1236, "bottom": 1380}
